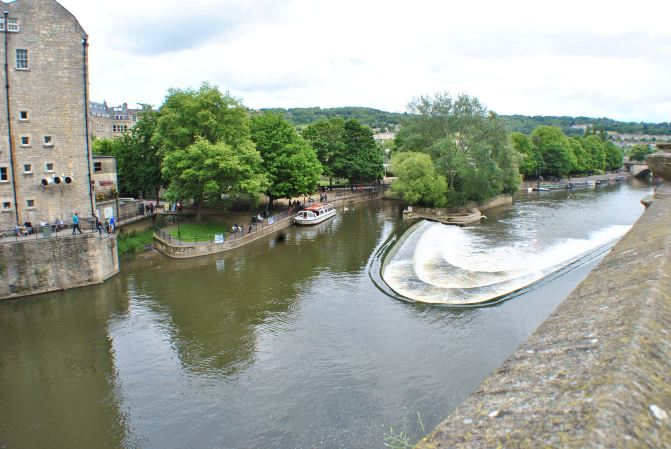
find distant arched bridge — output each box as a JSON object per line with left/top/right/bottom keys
{"left": 622, "top": 160, "right": 651, "bottom": 177}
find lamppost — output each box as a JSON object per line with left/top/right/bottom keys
{"left": 177, "top": 202, "right": 182, "bottom": 241}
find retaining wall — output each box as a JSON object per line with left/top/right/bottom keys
{"left": 415, "top": 191, "right": 671, "bottom": 448}
{"left": 0, "top": 234, "right": 119, "bottom": 300}
{"left": 154, "top": 190, "right": 383, "bottom": 259}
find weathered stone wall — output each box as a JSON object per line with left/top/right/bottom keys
{"left": 0, "top": 234, "right": 119, "bottom": 300}
{"left": 415, "top": 193, "right": 671, "bottom": 448}
{"left": 0, "top": 0, "right": 94, "bottom": 230}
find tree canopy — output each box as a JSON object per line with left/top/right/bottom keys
{"left": 152, "top": 83, "right": 250, "bottom": 156}
{"left": 628, "top": 144, "right": 654, "bottom": 162}
{"left": 395, "top": 93, "right": 520, "bottom": 205}
{"left": 161, "top": 138, "right": 268, "bottom": 220}
{"left": 92, "top": 106, "right": 162, "bottom": 198}
{"left": 530, "top": 126, "right": 573, "bottom": 178}
{"left": 390, "top": 152, "right": 447, "bottom": 207}
{"left": 250, "top": 112, "right": 322, "bottom": 206}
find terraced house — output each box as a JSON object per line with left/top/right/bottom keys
{"left": 0, "top": 0, "right": 96, "bottom": 231}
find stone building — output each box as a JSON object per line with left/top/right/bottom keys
{"left": 0, "top": 0, "right": 96, "bottom": 230}
{"left": 90, "top": 101, "right": 141, "bottom": 139}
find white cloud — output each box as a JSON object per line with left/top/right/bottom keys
{"left": 58, "top": 0, "right": 671, "bottom": 121}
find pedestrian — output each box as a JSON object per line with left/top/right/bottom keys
{"left": 109, "top": 216, "right": 116, "bottom": 234}
{"left": 95, "top": 216, "right": 103, "bottom": 236}
{"left": 72, "top": 212, "right": 82, "bottom": 235}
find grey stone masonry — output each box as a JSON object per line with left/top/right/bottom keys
{"left": 0, "top": 0, "right": 95, "bottom": 231}
{"left": 0, "top": 233, "right": 119, "bottom": 300}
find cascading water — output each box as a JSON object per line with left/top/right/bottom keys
{"left": 382, "top": 220, "right": 631, "bottom": 304}
{"left": 379, "top": 184, "right": 650, "bottom": 305}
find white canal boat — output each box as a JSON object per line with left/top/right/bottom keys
{"left": 294, "top": 203, "right": 336, "bottom": 226}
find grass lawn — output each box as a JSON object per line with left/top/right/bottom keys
{"left": 167, "top": 223, "right": 230, "bottom": 242}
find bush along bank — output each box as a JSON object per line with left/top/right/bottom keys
{"left": 117, "top": 229, "right": 154, "bottom": 257}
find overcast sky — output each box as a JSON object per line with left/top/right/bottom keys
{"left": 57, "top": 0, "right": 670, "bottom": 122}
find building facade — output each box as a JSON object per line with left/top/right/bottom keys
{"left": 90, "top": 101, "right": 141, "bottom": 139}
{"left": 0, "top": 0, "right": 95, "bottom": 230}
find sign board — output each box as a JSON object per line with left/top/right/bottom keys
{"left": 104, "top": 207, "right": 114, "bottom": 219}
{"left": 214, "top": 234, "right": 224, "bottom": 244}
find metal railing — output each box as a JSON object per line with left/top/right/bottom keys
{"left": 152, "top": 185, "right": 386, "bottom": 248}
{"left": 0, "top": 219, "right": 110, "bottom": 243}
{"left": 154, "top": 210, "right": 292, "bottom": 247}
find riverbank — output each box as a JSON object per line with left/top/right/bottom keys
{"left": 153, "top": 188, "right": 385, "bottom": 258}
{"left": 402, "top": 194, "right": 513, "bottom": 225}
{"left": 519, "top": 171, "right": 632, "bottom": 191}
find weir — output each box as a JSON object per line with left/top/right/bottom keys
{"left": 415, "top": 148, "right": 671, "bottom": 448}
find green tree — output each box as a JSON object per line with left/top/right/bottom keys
{"left": 582, "top": 135, "right": 606, "bottom": 172}
{"left": 628, "top": 144, "right": 653, "bottom": 162}
{"left": 302, "top": 117, "right": 346, "bottom": 187}
{"left": 510, "top": 132, "right": 539, "bottom": 176}
{"left": 530, "top": 126, "right": 572, "bottom": 178}
{"left": 396, "top": 93, "right": 519, "bottom": 205}
{"left": 250, "top": 112, "right": 322, "bottom": 208}
{"left": 340, "top": 119, "right": 384, "bottom": 184}
{"left": 603, "top": 141, "right": 623, "bottom": 171}
{"left": 92, "top": 137, "right": 116, "bottom": 156}
{"left": 161, "top": 138, "right": 268, "bottom": 221}
{"left": 390, "top": 152, "right": 447, "bottom": 207}
{"left": 152, "top": 83, "right": 250, "bottom": 156}
{"left": 91, "top": 108, "right": 162, "bottom": 199}
{"left": 568, "top": 137, "right": 591, "bottom": 174}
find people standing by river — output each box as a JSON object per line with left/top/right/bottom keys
{"left": 72, "top": 212, "right": 82, "bottom": 235}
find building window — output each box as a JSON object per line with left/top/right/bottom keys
{"left": 43, "top": 135, "right": 53, "bottom": 147}
{"left": 112, "top": 124, "right": 127, "bottom": 133}
{"left": 132, "top": 115, "right": 138, "bottom": 122}
{"left": 2, "top": 201, "right": 11, "bottom": 210}
{"left": 16, "top": 49, "right": 28, "bottom": 70}
{"left": 45, "top": 163, "right": 54, "bottom": 172}
{"left": 20, "top": 136, "right": 30, "bottom": 147}
{"left": 19, "top": 111, "right": 28, "bottom": 121}
{"left": 94, "top": 162, "right": 102, "bottom": 173}
{"left": 115, "top": 114, "right": 126, "bottom": 120}
{"left": 0, "top": 166, "right": 8, "bottom": 181}
{"left": 0, "top": 18, "right": 19, "bottom": 32}
{"left": 26, "top": 199, "right": 35, "bottom": 208}
{"left": 23, "top": 164, "right": 32, "bottom": 174}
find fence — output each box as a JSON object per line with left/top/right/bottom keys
{"left": 154, "top": 210, "right": 292, "bottom": 247}
{"left": 1, "top": 219, "right": 103, "bottom": 243}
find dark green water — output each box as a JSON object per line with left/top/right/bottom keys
{"left": 0, "top": 181, "right": 651, "bottom": 449}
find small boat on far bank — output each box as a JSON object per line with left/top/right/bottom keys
{"left": 294, "top": 203, "right": 336, "bottom": 226}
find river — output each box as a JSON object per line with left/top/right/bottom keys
{"left": 0, "top": 180, "right": 651, "bottom": 449}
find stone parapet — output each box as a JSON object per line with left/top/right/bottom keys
{"left": 415, "top": 192, "right": 671, "bottom": 448}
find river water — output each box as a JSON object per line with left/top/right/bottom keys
{"left": 0, "top": 181, "right": 651, "bottom": 449}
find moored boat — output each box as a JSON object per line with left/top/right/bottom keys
{"left": 294, "top": 203, "right": 336, "bottom": 226}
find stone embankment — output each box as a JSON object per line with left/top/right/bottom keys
{"left": 0, "top": 233, "right": 119, "bottom": 301}
{"left": 519, "top": 172, "right": 631, "bottom": 190}
{"left": 415, "top": 151, "right": 671, "bottom": 448}
{"left": 403, "top": 194, "right": 513, "bottom": 225}
{"left": 154, "top": 189, "right": 384, "bottom": 259}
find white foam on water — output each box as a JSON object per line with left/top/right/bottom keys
{"left": 382, "top": 222, "right": 631, "bottom": 304}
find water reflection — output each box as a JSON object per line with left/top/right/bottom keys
{"left": 0, "top": 275, "right": 137, "bottom": 449}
